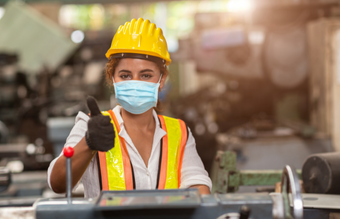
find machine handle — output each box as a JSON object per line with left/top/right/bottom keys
{"left": 63, "top": 146, "right": 74, "bottom": 204}
{"left": 281, "top": 165, "right": 303, "bottom": 219}
{"left": 63, "top": 146, "right": 74, "bottom": 158}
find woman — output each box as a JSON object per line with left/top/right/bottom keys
{"left": 48, "top": 18, "right": 211, "bottom": 198}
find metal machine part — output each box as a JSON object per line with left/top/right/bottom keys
{"left": 0, "top": 167, "right": 11, "bottom": 193}
{"left": 33, "top": 163, "right": 305, "bottom": 219}
{"left": 34, "top": 151, "right": 307, "bottom": 218}
{"left": 0, "top": 121, "right": 9, "bottom": 143}
{"left": 210, "top": 151, "right": 302, "bottom": 194}
{"left": 302, "top": 193, "right": 340, "bottom": 210}
{"left": 302, "top": 152, "right": 340, "bottom": 194}
{"left": 34, "top": 151, "right": 272, "bottom": 219}
{"left": 0, "top": 206, "right": 35, "bottom": 219}
{"left": 63, "top": 146, "right": 74, "bottom": 204}
{"left": 7, "top": 163, "right": 335, "bottom": 219}
{"left": 6, "top": 193, "right": 340, "bottom": 219}
{"left": 35, "top": 190, "right": 275, "bottom": 219}
{"left": 216, "top": 205, "right": 250, "bottom": 219}
{"left": 270, "top": 193, "right": 285, "bottom": 219}
{"left": 0, "top": 171, "right": 54, "bottom": 207}
{"left": 281, "top": 165, "right": 303, "bottom": 219}
{"left": 0, "top": 142, "right": 53, "bottom": 172}
{"left": 239, "top": 205, "right": 250, "bottom": 219}
{"left": 270, "top": 165, "right": 304, "bottom": 219}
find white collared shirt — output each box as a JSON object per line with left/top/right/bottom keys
{"left": 47, "top": 106, "right": 212, "bottom": 198}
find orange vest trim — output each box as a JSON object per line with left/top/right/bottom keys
{"left": 177, "top": 119, "right": 188, "bottom": 188}
{"left": 108, "top": 110, "right": 134, "bottom": 190}
{"left": 98, "top": 151, "right": 109, "bottom": 190}
{"left": 158, "top": 115, "right": 168, "bottom": 190}
{"left": 98, "top": 110, "right": 134, "bottom": 190}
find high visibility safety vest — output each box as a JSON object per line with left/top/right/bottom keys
{"left": 97, "top": 110, "right": 188, "bottom": 191}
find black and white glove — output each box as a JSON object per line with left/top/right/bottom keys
{"left": 85, "top": 96, "right": 115, "bottom": 152}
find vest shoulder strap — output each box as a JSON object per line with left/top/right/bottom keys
{"left": 97, "top": 110, "right": 134, "bottom": 191}
{"left": 157, "top": 115, "right": 188, "bottom": 189}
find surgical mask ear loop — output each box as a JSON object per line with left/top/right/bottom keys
{"left": 112, "top": 77, "right": 118, "bottom": 97}
{"left": 158, "top": 74, "right": 163, "bottom": 84}
{"left": 157, "top": 74, "right": 163, "bottom": 92}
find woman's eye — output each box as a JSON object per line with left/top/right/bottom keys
{"left": 120, "top": 74, "right": 131, "bottom": 79}
{"left": 141, "top": 74, "right": 152, "bottom": 79}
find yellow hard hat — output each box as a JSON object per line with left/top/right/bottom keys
{"left": 105, "top": 18, "right": 171, "bottom": 66}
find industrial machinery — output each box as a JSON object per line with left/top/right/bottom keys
{"left": 33, "top": 148, "right": 300, "bottom": 219}
{"left": 209, "top": 151, "right": 302, "bottom": 194}
{"left": 1, "top": 152, "right": 340, "bottom": 218}
{"left": 302, "top": 152, "right": 340, "bottom": 194}
{"left": 26, "top": 147, "right": 336, "bottom": 219}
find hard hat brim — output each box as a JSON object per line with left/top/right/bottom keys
{"left": 105, "top": 49, "right": 171, "bottom": 66}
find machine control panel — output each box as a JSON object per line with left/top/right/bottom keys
{"left": 96, "top": 189, "right": 201, "bottom": 210}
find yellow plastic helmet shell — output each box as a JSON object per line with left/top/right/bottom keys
{"left": 105, "top": 18, "right": 171, "bottom": 65}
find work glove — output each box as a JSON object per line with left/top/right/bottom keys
{"left": 85, "top": 96, "right": 115, "bottom": 152}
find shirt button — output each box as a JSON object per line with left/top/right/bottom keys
{"left": 146, "top": 171, "right": 149, "bottom": 176}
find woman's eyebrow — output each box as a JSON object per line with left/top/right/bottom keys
{"left": 140, "top": 69, "right": 154, "bottom": 73}
{"left": 118, "top": 70, "right": 132, "bottom": 73}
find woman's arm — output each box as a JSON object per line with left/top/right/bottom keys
{"left": 48, "top": 111, "right": 93, "bottom": 193}
{"left": 50, "top": 137, "right": 96, "bottom": 193}
{"left": 50, "top": 98, "right": 116, "bottom": 193}
{"left": 180, "top": 127, "right": 213, "bottom": 195}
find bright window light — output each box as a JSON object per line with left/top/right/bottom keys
{"left": 71, "top": 30, "right": 85, "bottom": 43}
{"left": 167, "top": 37, "right": 179, "bottom": 53}
{"left": 227, "top": 0, "right": 253, "bottom": 12}
{"left": 59, "top": 5, "right": 76, "bottom": 27}
{"left": 0, "top": 7, "right": 5, "bottom": 20}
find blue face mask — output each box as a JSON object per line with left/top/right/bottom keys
{"left": 113, "top": 76, "right": 162, "bottom": 114}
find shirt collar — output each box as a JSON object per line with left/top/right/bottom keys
{"left": 111, "top": 106, "right": 167, "bottom": 167}
{"left": 112, "top": 105, "right": 166, "bottom": 141}
{"left": 112, "top": 105, "right": 162, "bottom": 129}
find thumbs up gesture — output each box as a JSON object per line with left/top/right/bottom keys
{"left": 85, "top": 96, "right": 115, "bottom": 152}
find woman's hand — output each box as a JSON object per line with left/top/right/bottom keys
{"left": 190, "top": 184, "right": 211, "bottom": 195}
{"left": 85, "top": 96, "right": 115, "bottom": 152}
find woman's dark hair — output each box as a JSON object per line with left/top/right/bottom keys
{"left": 104, "top": 56, "right": 169, "bottom": 112}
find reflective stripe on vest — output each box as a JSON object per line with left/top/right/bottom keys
{"left": 97, "top": 110, "right": 187, "bottom": 190}
{"left": 97, "top": 110, "right": 133, "bottom": 190}
{"left": 157, "top": 115, "right": 187, "bottom": 189}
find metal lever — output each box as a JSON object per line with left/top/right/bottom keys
{"left": 63, "top": 146, "right": 74, "bottom": 204}
{"left": 281, "top": 165, "right": 303, "bottom": 219}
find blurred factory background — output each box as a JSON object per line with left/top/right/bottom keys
{"left": 1, "top": 0, "right": 340, "bottom": 207}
